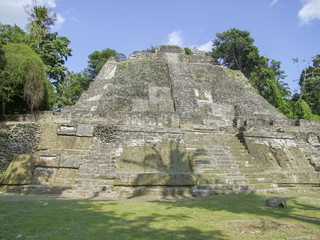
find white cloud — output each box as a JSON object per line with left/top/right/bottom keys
{"left": 197, "top": 41, "right": 212, "bottom": 52}
{"left": 270, "top": 0, "right": 279, "bottom": 7}
{"left": 52, "top": 13, "right": 65, "bottom": 30}
{"left": 167, "top": 31, "right": 183, "bottom": 46}
{"left": 298, "top": 0, "right": 320, "bottom": 25}
{"left": 0, "top": 0, "right": 63, "bottom": 28}
{"left": 69, "top": 16, "right": 79, "bottom": 23}
{"left": 45, "top": 0, "right": 57, "bottom": 8}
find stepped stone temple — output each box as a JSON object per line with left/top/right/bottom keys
{"left": 1, "top": 45, "right": 320, "bottom": 199}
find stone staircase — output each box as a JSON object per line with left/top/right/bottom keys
{"left": 186, "top": 131, "right": 274, "bottom": 196}
{"left": 63, "top": 138, "right": 119, "bottom": 199}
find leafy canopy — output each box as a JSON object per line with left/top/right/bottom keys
{"left": 212, "top": 28, "right": 290, "bottom": 116}
{"left": 25, "top": 3, "right": 56, "bottom": 49}
{"left": 39, "top": 32, "right": 72, "bottom": 87}
{"left": 212, "top": 28, "right": 254, "bottom": 71}
{"left": 87, "top": 48, "right": 126, "bottom": 81}
{"left": 0, "top": 43, "right": 48, "bottom": 113}
{"left": 299, "top": 55, "right": 320, "bottom": 115}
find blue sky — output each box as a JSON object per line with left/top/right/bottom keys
{"left": 0, "top": 0, "right": 319, "bottom": 93}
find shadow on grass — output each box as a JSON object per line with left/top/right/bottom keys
{"left": 0, "top": 198, "right": 225, "bottom": 240}
{"left": 152, "top": 193, "right": 320, "bottom": 231}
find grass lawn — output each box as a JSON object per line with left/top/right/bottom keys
{"left": 0, "top": 191, "right": 319, "bottom": 240}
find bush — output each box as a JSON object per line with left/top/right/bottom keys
{"left": 1, "top": 43, "right": 47, "bottom": 113}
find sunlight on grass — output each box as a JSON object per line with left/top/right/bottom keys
{"left": 0, "top": 192, "right": 319, "bottom": 240}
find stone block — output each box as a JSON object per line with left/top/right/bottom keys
{"left": 35, "top": 153, "right": 60, "bottom": 167}
{"left": 38, "top": 123, "right": 58, "bottom": 150}
{"left": 115, "top": 173, "right": 196, "bottom": 186}
{"left": 57, "top": 124, "right": 77, "bottom": 136}
{"left": 149, "top": 87, "right": 174, "bottom": 112}
{"left": 308, "top": 135, "right": 320, "bottom": 147}
{"left": 156, "top": 45, "right": 184, "bottom": 54}
{"left": 132, "top": 99, "right": 149, "bottom": 112}
{"left": 60, "top": 155, "right": 81, "bottom": 168}
{"left": 73, "top": 137, "right": 92, "bottom": 150}
{"left": 56, "top": 135, "right": 76, "bottom": 149}
{"left": 33, "top": 167, "right": 77, "bottom": 185}
{"left": 76, "top": 124, "right": 94, "bottom": 137}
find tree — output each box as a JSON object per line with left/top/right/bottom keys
{"left": 184, "top": 47, "right": 191, "bottom": 55}
{"left": 212, "top": 28, "right": 291, "bottom": 116}
{"left": 291, "top": 99, "right": 313, "bottom": 120}
{"left": 87, "top": 48, "right": 126, "bottom": 81}
{"left": 0, "top": 24, "right": 29, "bottom": 45}
{"left": 0, "top": 45, "right": 6, "bottom": 115}
{"left": 0, "top": 44, "right": 47, "bottom": 114}
{"left": 25, "top": 2, "right": 56, "bottom": 52}
{"left": 212, "top": 28, "right": 254, "bottom": 71}
{"left": 23, "top": 61, "right": 45, "bottom": 113}
{"left": 146, "top": 46, "right": 156, "bottom": 53}
{"left": 39, "top": 32, "right": 72, "bottom": 87}
{"left": 298, "top": 55, "right": 320, "bottom": 115}
{"left": 56, "top": 71, "right": 90, "bottom": 106}
{"left": 270, "top": 60, "right": 290, "bottom": 99}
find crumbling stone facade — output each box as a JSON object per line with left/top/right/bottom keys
{"left": 1, "top": 45, "right": 319, "bottom": 198}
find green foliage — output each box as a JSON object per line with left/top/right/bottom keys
{"left": 146, "top": 45, "right": 156, "bottom": 53}
{"left": 25, "top": 3, "right": 56, "bottom": 52}
{"left": 39, "top": 77, "right": 56, "bottom": 110}
{"left": 299, "top": 55, "right": 320, "bottom": 115}
{"left": 0, "top": 43, "right": 47, "bottom": 113}
{"left": 270, "top": 60, "right": 290, "bottom": 99}
{"left": 56, "top": 71, "right": 90, "bottom": 107}
{"left": 212, "top": 28, "right": 254, "bottom": 70}
{"left": 23, "top": 61, "right": 45, "bottom": 113}
{"left": 212, "top": 28, "right": 291, "bottom": 117}
{"left": 291, "top": 99, "right": 313, "bottom": 120}
{"left": 87, "top": 48, "right": 126, "bottom": 81}
{"left": 0, "top": 24, "right": 29, "bottom": 45}
{"left": 184, "top": 47, "right": 191, "bottom": 55}
{"left": 39, "top": 32, "right": 72, "bottom": 86}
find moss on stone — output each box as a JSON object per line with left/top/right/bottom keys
{"left": 223, "top": 68, "right": 257, "bottom": 94}
{"left": 37, "top": 123, "right": 58, "bottom": 150}
{"left": 1, "top": 154, "right": 35, "bottom": 185}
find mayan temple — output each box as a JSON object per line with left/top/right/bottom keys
{"left": 1, "top": 45, "right": 320, "bottom": 199}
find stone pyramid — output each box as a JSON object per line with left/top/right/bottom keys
{"left": 1, "top": 45, "right": 319, "bottom": 198}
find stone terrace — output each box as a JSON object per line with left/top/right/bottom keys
{"left": 1, "top": 45, "right": 319, "bottom": 198}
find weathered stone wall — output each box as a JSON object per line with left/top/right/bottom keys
{"left": 242, "top": 130, "right": 320, "bottom": 186}
{"left": 0, "top": 123, "right": 40, "bottom": 179}
{"left": 1, "top": 45, "right": 319, "bottom": 198}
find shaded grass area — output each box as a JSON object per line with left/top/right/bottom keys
{"left": 0, "top": 192, "right": 319, "bottom": 240}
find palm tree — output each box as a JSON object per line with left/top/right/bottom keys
{"left": 25, "top": 3, "right": 56, "bottom": 51}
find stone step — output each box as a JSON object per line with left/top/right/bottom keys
{"left": 192, "top": 188, "right": 255, "bottom": 197}
{"left": 197, "top": 184, "right": 253, "bottom": 190}
{"left": 77, "top": 172, "right": 115, "bottom": 179}
{"left": 63, "top": 189, "right": 119, "bottom": 199}
{"left": 80, "top": 165, "right": 114, "bottom": 171}
{"left": 74, "top": 179, "right": 114, "bottom": 185}
{"left": 198, "top": 178, "right": 249, "bottom": 185}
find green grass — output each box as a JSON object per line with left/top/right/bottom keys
{"left": 0, "top": 192, "right": 319, "bottom": 240}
